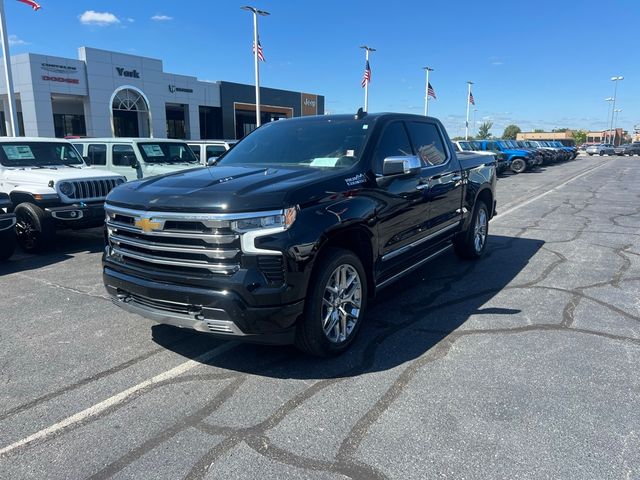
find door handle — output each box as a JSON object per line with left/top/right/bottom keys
{"left": 451, "top": 175, "right": 462, "bottom": 182}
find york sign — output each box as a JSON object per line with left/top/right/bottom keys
{"left": 116, "top": 67, "right": 140, "bottom": 79}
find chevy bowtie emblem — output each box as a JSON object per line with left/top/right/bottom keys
{"left": 134, "top": 217, "right": 161, "bottom": 233}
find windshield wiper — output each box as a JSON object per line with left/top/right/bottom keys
{"left": 62, "top": 163, "right": 81, "bottom": 169}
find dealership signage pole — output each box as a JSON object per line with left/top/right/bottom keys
{"left": 465, "top": 81, "right": 473, "bottom": 140}
{"left": 241, "top": 6, "right": 269, "bottom": 128}
{"left": 423, "top": 66, "right": 433, "bottom": 116}
{"left": 0, "top": 0, "right": 19, "bottom": 136}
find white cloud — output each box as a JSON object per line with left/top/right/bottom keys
{"left": 79, "top": 10, "right": 120, "bottom": 26}
{"left": 8, "top": 34, "right": 28, "bottom": 46}
{"left": 151, "top": 14, "right": 173, "bottom": 21}
{"left": 491, "top": 61, "right": 503, "bottom": 66}
{"left": 126, "top": 18, "right": 135, "bottom": 23}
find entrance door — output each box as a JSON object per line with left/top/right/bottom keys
{"left": 113, "top": 111, "right": 139, "bottom": 137}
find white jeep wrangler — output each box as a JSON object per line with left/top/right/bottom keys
{"left": 0, "top": 138, "right": 126, "bottom": 253}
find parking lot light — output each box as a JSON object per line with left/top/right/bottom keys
{"left": 605, "top": 97, "right": 614, "bottom": 143}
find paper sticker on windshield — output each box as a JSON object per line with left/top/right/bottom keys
{"left": 2, "top": 145, "right": 35, "bottom": 160}
{"left": 309, "top": 157, "right": 339, "bottom": 167}
{"left": 141, "top": 144, "right": 164, "bottom": 157}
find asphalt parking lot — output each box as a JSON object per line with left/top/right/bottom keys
{"left": 1, "top": 155, "right": 639, "bottom": 479}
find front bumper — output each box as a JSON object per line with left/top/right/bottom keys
{"left": 45, "top": 202, "right": 105, "bottom": 228}
{"left": 103, "top": 266, "right": 303, "bottom": 344}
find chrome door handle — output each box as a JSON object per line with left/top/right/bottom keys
{"left": 451, "top": 175, "right": 462, "bottom": 182}
{"left": 416, "top": 183, "right": 429, "bottom": 190}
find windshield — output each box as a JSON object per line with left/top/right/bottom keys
{"left": 458, "top": 141, "right": 472, "bottom": 151}
{"left": 497, "top": 141, "right": 512, "bottom": 149}
{"left": 218, "top": 117, "right": 372, "bottom": 169}
{"left": 137, "top": 142, "right": 198, "bottom": 164}
{"left": 0, "top": 142, "right": 84, "bottom": 167}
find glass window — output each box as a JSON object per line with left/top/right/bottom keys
{"left": 87, "top": 144, "right": 107, "bottom": 166}
{"left": 137, "top": 142, "right": 199, "bottom": 164}
{"left": 372, "top": 122, "right": 413, "bottom": 173}
{"left": 406, "top": 122, "right": 447, "bottom": 166}
{"left": 112, "top": 144, "right": 136, "bottom": 166}
{"left": 206, "top": 145, "right": 227, "bottom": 159}
{"left": 219, "top": 117, "right": 373, "bottom": 170}
{"left": 188, "top": 144, "right": 201, "bottom": 161}
{"left": 0, "top": 142, "right": 83, "bottom": 167}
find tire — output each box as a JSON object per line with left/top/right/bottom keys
{"left": 0, "top": 228, "right": 16, "bottom": 261}
{"left": 599, "top": 151, "right": 604, "bottom": 156}
{"left": 454, "top": 201, "right": 489, "bottom": 260}
{"left": 14, "top": 203, "right": 56, "bottom": 253}
{"left": 295, "top": 247, "right": 367, "bottom": 357}
{"left": 510, "top": 158, "right": 526, "bottom": 174}
{"left": 588, "top": 153, "right": 593, "bottom": 156}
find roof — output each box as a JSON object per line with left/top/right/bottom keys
{"left": 72, "top": 138, "right": 192, "bottom": 143}
{"left": 0, "top": 137, "right": 76, "bottom": 143}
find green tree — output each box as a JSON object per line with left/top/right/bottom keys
{"left": 572, "top": 130, "right": 587, "bottom": 144}
{"left": 502, "top": 124, "right": 521, "bottom": 140}
{"left": 533, "top": 128, "right": 545, "bottom": 133}
{"left": 477, "top": 121, "right": 493, "bottom": 139}
{"left": 552, "top": 128, "right": 570, "bottom": 132}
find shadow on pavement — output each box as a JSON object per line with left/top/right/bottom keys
{"left": 0, "top": 227, "right": 104, "bottom": 276}
{"left": 152, "top": 234, "right": 544, "bottom": 378}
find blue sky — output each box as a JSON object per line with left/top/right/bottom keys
{"left": 5, "top": 0, "right": 639, "bottom": 137}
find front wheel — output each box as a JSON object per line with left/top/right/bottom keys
{"left": 599, "top": 151, "right": 604, "bottom": 156}
{"left": 295, "top": 248, "right": 367, "bottom": 357}
{"left": 14, "top": 203, "right": 56, "bottom": 253}
{"left": 454, "top": 201, "right": 489, "bottom": 260}
{"left": 511, "top": 158, "right": 526, "bottom": 174}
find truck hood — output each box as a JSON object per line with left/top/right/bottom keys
{"left": 106, "top": 164, "right": 353, "bottom": 213}
{"left": 2, "top": 165, "right": 124, "bottom": 185}
{"left": 142, "top": 163, "right": 201, "bottom": 177}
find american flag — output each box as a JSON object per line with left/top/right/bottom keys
{"left": 469, "top": 91, "right": 475, "bottom": 105}
{"left": 252, "top": 38, "right": 265, "bottom": 62}
{"left": 428, "top": 82, "right": 436, "bottom": 99}
{"left": 17, "top": 0, "right": 41, "bottom": 10}
{"left": 361, "top": 60, "right": 371, "bottom": 88}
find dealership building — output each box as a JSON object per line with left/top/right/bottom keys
{"left": 0, "top": 46, "right": 324, "bottom": 140}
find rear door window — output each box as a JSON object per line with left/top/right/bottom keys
{"left": 112, "top": 144, "right": 136, "bottom": 166}
{"left": 87, "top": 144, "right": 106, "bottom": 165}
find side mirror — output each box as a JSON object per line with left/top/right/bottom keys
{"left": 126, "top": 156, "right": 139, "bottom": 169}
{"left": 83, "top": 156, "right": 91, "bottom": 165}
{"left": 207, "top": 157, "right": 218, "bottom": 166}
{"left": 382, "top": 156, "right": 421, "bottom": 176}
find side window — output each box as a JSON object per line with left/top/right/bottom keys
{"left": 87, "top": 144, "right": 106, "bottom": 166}
{"left": 406, "top": 122, "right": 447, "bottom": 166}
{"left": 188, "top": 144, "right": 201, "bottom": 161}
{"left": 373, "top": 122, "right": 413, "bottom": 173}
{"left": 206, "top": 145, "right": 227, "bottom": 159}
{"left": 112, "top": 144, "right": 136, "bottom": 166}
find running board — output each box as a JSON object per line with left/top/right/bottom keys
{"left": 376, "top": 244, "right": 453, "bottom": 290}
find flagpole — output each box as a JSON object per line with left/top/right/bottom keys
{"left": 241, "top": 6, "right": 269, "bottom": 129}
{"left": 363, "top": 49, "right": 369, "bottom": 112}
{"left": 0, "top": 0, "right": 18, "bottom": 136}
{"left": 423, "top": 66, "right": 433, "bottom": 116}
{"left": 465, "top": 81, "right": 473, "bottom": 140}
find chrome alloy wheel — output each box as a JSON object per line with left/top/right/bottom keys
{"left": 321, "top": 264, "right": 362, "bottom": 343}
{"left": 474, "top": 208, "right": 488, "bottom": 253}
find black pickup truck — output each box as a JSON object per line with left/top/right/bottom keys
{"left": 103, "top": 112, "right": 497, "bottom": 356}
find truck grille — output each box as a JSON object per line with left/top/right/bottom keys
{"left": 65, "top": 178, "right": 121, "bottom": 201}
{"left": 105, "top": 205, "right": 242, "bottom": 275}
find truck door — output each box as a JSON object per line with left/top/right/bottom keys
{"left": 373, "top": 121, "right": 432, "bottom": 262}
{"left": 110, "top": 144, "right": 140, "bottom": 181}
{"left": 406, "top": 121, "right": 463, "bottom": 237}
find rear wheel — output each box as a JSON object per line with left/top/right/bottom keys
{"left": 511, "top": 158, "right": 526, "bottom": 174}
{"left": 295, "top": 248, "right": 367, "bottom": 357}
{"left": 14, "top": 203, "right": 56, "bottom": 253}
{"left": 454, "top": 201, "right": 489, "bottom": 260}
{"left": 0, "top": 228, "right": 16, "bottom": 261}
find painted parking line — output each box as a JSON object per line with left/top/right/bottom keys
{"left": 0, "top": 341, "right": 239, "bottom": 457}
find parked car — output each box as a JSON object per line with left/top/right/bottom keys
{"left": 614, "top": 143, "right": 640, "bottom": 156}
{"left": 0, "top": 192, "right": 16, "bottom": 260}
{"left": 527, "top": 140, "right": 568, "bottom": 162}
{"left": 103, "top": 112, "right": 497, "bottom": 356}
{"left": 455, "top": 140, "right": 510, "bottom": 173}
{"left": 586, "top": 144, "right": 615, "bottom": 156}
{"left": 478, "top": 140, "right": 535, "bottom": 173}
{"left": 73, "top": 138, "right": 200, "bottom": 181}
{"left": 518, "top": 141, "right": 555, "bottom": 165}
{"left": 0, "top": 138, "right": 125, "bottom": 252}
{"left": 187, "top": 140, "right": 237, "bottom": 165}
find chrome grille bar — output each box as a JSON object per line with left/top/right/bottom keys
{"left": 111, "top": 246, "right": 239, "bottom": 274}
{"left": 110, "top": 234, "right": 239, "bottom": 259}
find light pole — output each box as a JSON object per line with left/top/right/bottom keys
{"left": 360, "top": 46, "right": 375, "bottom": 112}
{"left": 465, "top": 81, "right": 473, "bottom": 140}
{"left": 241, "top": 5, "right": 269, "bottom": 128}
{"left": 473, "top": 108, "right": 478, "bottom": 137}
{"left": 423, "top": 66, "right": 433, "bottom": 116}
{"left": 614, "top": 108, "right": 622, "bottom": 144}
{"left": 604, "top": 97, "right": 614, "bottom": 143}
{"left": 609, "top": 76, "right": 623, "bottom": 145}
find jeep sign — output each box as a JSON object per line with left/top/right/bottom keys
{"left": 301, "top": 93, "right": 318, "bottom": 116}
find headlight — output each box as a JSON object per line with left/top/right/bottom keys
{"left": 232, "top": 207, "right": 297, "bottom": 232}
{"left": 58, "top": 181, "right": 74, "bottom": 196}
